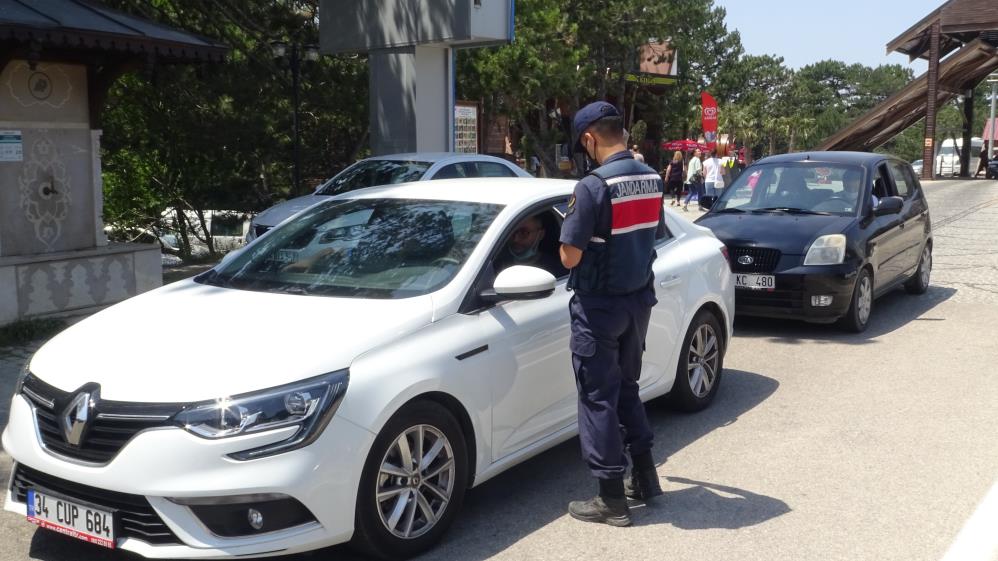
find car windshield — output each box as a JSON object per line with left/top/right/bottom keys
{"left": 713, "top": 162, "right": 866, "bottom": 217}
{"left": 198, "top": 198, "right": 503, "bottom": 299}
{"left": 316, "top": 160, "right": 432, "bottom": 196}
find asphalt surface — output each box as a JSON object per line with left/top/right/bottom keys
{"left": 1, "top": 179, "right": 996, "bottom": 561}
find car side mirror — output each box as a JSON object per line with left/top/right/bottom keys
{"left": 483, "top": 265, "right": 556, "bottom": 301}
{"left": 874, "top": 196, "right": 903, "bottom": 216}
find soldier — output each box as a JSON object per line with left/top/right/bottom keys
{"left": 559, "top": 102, "right": 666, "bottom": 527}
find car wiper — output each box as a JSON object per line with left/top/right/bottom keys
{"left": 713, "top": 207, "right": 745, "bottom": 214}
{"left": 753, "top": 207, "right": 831, "bottom": 216}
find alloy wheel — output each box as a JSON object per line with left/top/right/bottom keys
{"left": 857, "top": 275, "right": 872, "bottom": 325}
{"left": 920, "top": 247, "right": 932, "bottom": 287}
{"left": 687, "top": 323, "right": 719, "bottom": 398}
{"left": 376, "top": 424, "right": 456, "bottom": 540}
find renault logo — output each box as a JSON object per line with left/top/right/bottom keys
{"left": 737, "top": 255, "right": 755, "bottom": 265}
{"left": 62, "top": 388, "right": 98, "bottom": 446}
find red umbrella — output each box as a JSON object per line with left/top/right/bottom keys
{"left": 661, "top": 139, "right": 707, "bottom": 152}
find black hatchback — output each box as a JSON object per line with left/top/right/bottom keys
{"left": 696, "top": 152, "right": 932, "bottom": 332}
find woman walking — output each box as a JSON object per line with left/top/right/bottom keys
{"left": 683, "top": 148, "right": 703, "bottom": 211}
{"left": 664, "top": 151, "right": 685, "bottom": 206}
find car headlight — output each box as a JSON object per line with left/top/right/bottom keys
{"left": 172, "top": 369, "right": 348, "bottom": 460}
{"left": 803, "top": 234, "right": 847, "bottom": 266}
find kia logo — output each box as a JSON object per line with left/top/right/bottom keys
{"left": 62, "top": 387, "right": 98, "bottom": 446}
{"left": 737, "top": 255, "right": 754, "bottom": 265}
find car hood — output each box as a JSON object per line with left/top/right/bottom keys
{"left": 27, "top": 280, "right": 434, "bottom": 403}
{"left": 697, "top": 212, "right": 856, "bottom": 255}
{"left": 253, "top": 194, "right": 328, "bottom": 227}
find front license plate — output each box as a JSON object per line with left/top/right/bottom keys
{"left": 27, "top": 489, "right": 116, "bottom": 549}
{"left": 735, "top": 274, "right": 776, "bottom": 291}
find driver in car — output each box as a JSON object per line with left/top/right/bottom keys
{"left": 494, "top": 214, "right": 562, "bottom": 274}
{"left": 841, "top": 169, "right": 878, "bottom": 210}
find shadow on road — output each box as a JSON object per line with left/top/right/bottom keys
{"left": 732, "top": 285, "right": 956, "bottom": 345}
{"left": 17, "top": 370, "right": 780, "bottom": 561}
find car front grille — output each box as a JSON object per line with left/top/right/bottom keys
{"left": 20, "top": 374, "right": 182, "bottom": 465}
{"left": 736, "top": 288, "right": 805, "bottom": 309}
{"left": 11, "top": 464, "right": 181, "bottom": 545}
{"left": 729, "top": 246, "right": 781, "bottom": 273}
{"left": 254, "top": 224, "right": 272, "bottom": 238}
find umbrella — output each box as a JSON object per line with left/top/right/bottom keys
{"left": 661, "top": 139, "right": 707, "bottom": 152}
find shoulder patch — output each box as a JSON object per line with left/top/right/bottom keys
{"left": 566, "top": 195, "right": 576, "bottom": 215}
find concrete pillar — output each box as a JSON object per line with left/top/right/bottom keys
{"left": 368, "top": 46, "right": 454, "bottom": 156}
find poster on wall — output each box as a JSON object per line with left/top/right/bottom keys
{"left": 0, "top": 130, "right": 22, "bottom": 162}
{"left": 455, "top": 102, "right": 479, "bottom": 154}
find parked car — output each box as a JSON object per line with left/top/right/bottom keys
{"left": 697, "top": 151, "right": 932, "bottom": 332}
{"left": 246, "top": 153, "right": 531, "bottom": 241}
{"left": 4, "top": 178, "right": 733, "bottom": 560}
{"left": 911, "top": 159, "right": 923, "bottom": 177}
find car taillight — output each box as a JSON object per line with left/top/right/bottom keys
{"left": 720, "top": 246, "right": 732, "bottom": 272}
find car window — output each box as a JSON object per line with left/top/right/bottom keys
{"left": 471, "top": 162, "right": 518, "bottom": 177}
{"left": 874, "top": 164, "right": 892, "bottom": 198}
{"left": 490, "top": 208, "right": 568, "bottom": 280}
{"left": 432, "top": 163, "right": 467, "bottom": 180}
{"left": 316, "top": 160, "right": 432, "bottom": 196}
{"left": 887, "top": 161, "right": 912, "bottom": 198}
{"left": 713, "top": 162, "right": 865, "bottom": 216}
{"left": 199, "top": 198, "right": 504, "bottom": 299}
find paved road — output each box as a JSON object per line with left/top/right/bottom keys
{"left": 1, "top": 180, "right": 996, "bottom": 561}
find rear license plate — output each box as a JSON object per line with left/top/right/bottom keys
{"left": 27, "top": 489, "right": 116, "bottom": 549}
{"left": 735, "top": 274, "right": 776, "bottom": 291}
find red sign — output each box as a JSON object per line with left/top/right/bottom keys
{"left": 701, "top": 92, "right": 718, "bottom": 149}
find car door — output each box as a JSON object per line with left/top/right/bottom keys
{"left": 477, "top": 202, "right": 576, "bottom": 461}
{"left": 887, "top": 160, "right": 928, "bottom": 279}
{"left": 640, "top": 221, "right": 691, "bottom": 392}
{"left": 867, "top": 163, "right": 906, "bottom": 291}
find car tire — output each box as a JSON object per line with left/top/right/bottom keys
{"left": 350, "top": 401, "right": 469, "bottom": 561}
{"left": 839, "top": 268, "right": 873, "bottom": 333}
{"left": 670, "top": 309, "right": 725, "bottom": 412}
{"left": 904, "top": 244, "right": 932, "bottom": 295}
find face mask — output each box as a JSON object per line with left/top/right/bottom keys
{"left": 510, "top": 235, "right": 543, "bottom": 262}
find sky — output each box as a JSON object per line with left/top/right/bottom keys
{"left": 713, "top": 0, "right": 945, "bottom": 74}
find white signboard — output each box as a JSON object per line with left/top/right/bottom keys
{"left": 0, "top": 130, "right": 22, "bottom": 162}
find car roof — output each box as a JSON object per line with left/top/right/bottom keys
{"left": 363, "top": 152, "right": 515, "bottom": 164}
{"left": 754, "top": 151, "right": 893, "bottom": 167}
{"left": 339, "top": 178, "right": 576, "bottom": 206}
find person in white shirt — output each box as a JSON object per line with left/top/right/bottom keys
{"left": 703, "top": 149, "right": 722, "bottom": 197}
{"left": 630, "top": 145, "right": 645, "bottom": 163}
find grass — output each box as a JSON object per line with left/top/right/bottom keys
{"left": 0, "top": 318, "right": 66, "bottom": 349}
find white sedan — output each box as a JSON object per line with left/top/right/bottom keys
{"left": 3, "top": 178, "right": 734, "bottom": 560}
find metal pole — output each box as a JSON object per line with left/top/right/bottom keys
{"left": 291, "top": 44, "right": 302, "bottom": 197}
{"left": 989, "top": 80, "right": 997, "bottom": 169}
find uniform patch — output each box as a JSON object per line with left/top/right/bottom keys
{"left": 567, "top": 195, "right": 576, "bottom": 215}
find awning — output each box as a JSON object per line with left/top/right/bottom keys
{"left": 818, "top": 39, "right": 998, "bottom": 152}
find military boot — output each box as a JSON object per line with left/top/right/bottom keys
{"left": 625, "top": 452, "right": 664, "bottom": 501}
{"left": 568, "top": 478, "right": 631, "bottom": 527}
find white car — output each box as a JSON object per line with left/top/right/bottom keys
{"left": 3, "top": 178, "right": 734, "bottom": 560}
{"left": 246, "top": 153, "right": 531, "bottom": 242}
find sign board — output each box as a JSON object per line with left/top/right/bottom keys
{"left": 0, "top": 130, "right": 22, "bottom": 161}
{"left": 455, "top": 103, "right": 479, "bottom": 153}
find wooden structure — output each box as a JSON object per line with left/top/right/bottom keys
{"left": 0, "top": 1, "right": 225, "bottom": 326}
{"left": 818, "top": 0, "right": 998, "bottom": 179}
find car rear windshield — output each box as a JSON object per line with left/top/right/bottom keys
{"left": 198, "top": 198, "right": 503, "bottom": 299}
{"left": 714, "top": 162, "right": 867, "bottom": 216}
{"left": 316, "top": 160, "right": 432, "bottom": 196}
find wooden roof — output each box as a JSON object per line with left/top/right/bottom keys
{"left": 0, "top": 0, "right": 227, "bottom": 63}
{"left": 887, "top": 0, "right": 998, "bottom": 61}
{"left": 819, "top": 39, "right": 998, "bottom": 152}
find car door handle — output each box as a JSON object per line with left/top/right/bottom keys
{"left": 659, "top": 276, "right": 682, "bottom": 289}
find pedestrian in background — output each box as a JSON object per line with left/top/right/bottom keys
{"left": 560, "top": 101, "right": 666, "bottom": 527}
{"left": 703, "top": 148, "right": 722, "bottom": 199}
{"left": 665, "top": 150, "right": 685, "bottom": 206}
{"left": 631, "top": 144, "right": 646, "bottom": 163}
{"left": 683, "top": 148, "right": 703, "bottom": 211}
